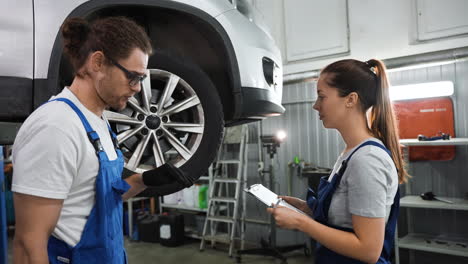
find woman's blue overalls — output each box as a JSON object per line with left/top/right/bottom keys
{"left": 46, "top": 98, "right": 131, "bottom": 263}
{"left": 307, "top": 141, "right": 400, "bottom": 264}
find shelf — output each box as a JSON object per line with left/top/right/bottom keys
{"left": 400, "top": 195, "right": 468, "bottom": 211}
{"left": 160, "top": 203, "right": 207, "bottom": 212}
{"left": 185, "top": 232, "right": 201, "bottom": 239}
{"left": 202, "top": 233, "right": 231, "bottom": 244}
{"left": 184, "top": 227, "right": 202, "bottom": 239}
{"left": 198, "top": 176, "right": 210, "bottom": 181}
{"left": 124, "top": 197, "right": 150, "bottom": 203}
{"left": 398, "top": 233, "right": 468, "bottom": 257}
{"left": 399, "top": 138, "right": 468, "bottom": 146}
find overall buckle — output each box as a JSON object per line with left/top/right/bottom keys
{"left": 87, "top": 131, "right": 104, "bottom": 154}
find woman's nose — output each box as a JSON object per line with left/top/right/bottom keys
{"left": 312, "top": 101, "right": 319, "bottom": 111}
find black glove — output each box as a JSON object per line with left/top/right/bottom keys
{"left": 142, "top": 163, "right": 193, "bottom": 188}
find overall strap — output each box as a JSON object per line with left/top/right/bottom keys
{"left": 337, "top": 140, "right": 391, "bottom": 177}
{"left": 105, "top": 122, "right": 119, "bottom": 150}
{"left": 49, "top": 98, "right": 104, "bottom": 154}
{"left": 381, "top": 188, "right": 400, "bottom": 260}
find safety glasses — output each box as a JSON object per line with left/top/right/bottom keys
{"left": 109, "top": 58, "right": 147, "bottom": 86}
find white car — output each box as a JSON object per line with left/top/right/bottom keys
{"left": 0, "top": 0, "right": 284, "bottom": 191}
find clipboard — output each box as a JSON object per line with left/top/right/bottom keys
{"left": 244, "top": 184, "right": 307, "bottom": 216}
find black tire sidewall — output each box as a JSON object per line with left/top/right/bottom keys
{"left": 144, "top": 50, "right": 224, "bottom": 194}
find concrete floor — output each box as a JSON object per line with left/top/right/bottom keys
{"left": 125, "top": 239, "right": 312, "bottom": 264}
{"left": 8, "top": 237, "right": 313, "bottom": 263}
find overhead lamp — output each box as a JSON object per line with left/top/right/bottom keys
{"left": 261, "top": 130, "right": 287, "bottom": 158}
{"left": 389, "top": 81, "right": 454, "bottom": 101}
{"left": 275, "top": 130, "right": 287, "bottom": 142}
{"left": 386, "top": 60, "right": 455, "bottom": 73}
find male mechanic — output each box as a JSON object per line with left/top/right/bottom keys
{"left": 12, "top": 16, "right": 192, "bottom": 263}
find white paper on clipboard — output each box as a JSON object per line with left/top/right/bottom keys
{"left": 244, "top": 184, "right": 307, "bottom": 215}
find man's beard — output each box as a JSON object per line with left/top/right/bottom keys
{"left": 98, "top": 79, "right": 126, "bottom": 111}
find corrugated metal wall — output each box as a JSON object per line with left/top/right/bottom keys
{"left": 244, "top": 59, "right": 468, "bottom": 263}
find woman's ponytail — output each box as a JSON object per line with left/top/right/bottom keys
{"left": 367, "top": 59, "right": 409, "bottom": 183}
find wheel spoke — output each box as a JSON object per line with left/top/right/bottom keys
{"left": 126, "top": 133, "right": 151, "bottom": 171}
{"left": 164, "top": 122, "right": 204, "bottom": 134}
{"left": 151, "top": 131, "right": 165, "bottom": 167}
{"left": 141, "top": 69, "right": 152, "bottom": 112}
{"left": 162, "top": 127, "right": 191, "bottom": 160}
{"left": 116, "top": 126, "right": 144, "bottom": 145}
{"left": 157, "top": 74, "right": 180, "bottom": 114}
{"left": 127, "top": 97, "right": 146, "bottom": 115}
{"left": 160, "top": 95, "right": 200, "bottom": 116}
{"left": 104, "top": 111, "right": 142, "bottom": 126}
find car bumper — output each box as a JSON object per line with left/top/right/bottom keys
{"left": 239, "top": 86, "right": 285, "bottom": 118}
{"left": 216, "top": 9, "right": 284, "bottom": 119}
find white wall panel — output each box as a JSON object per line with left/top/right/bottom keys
{"left": 283, "top": 0, "right": 349, "bottom": 62}
{"left": 253, "top": 0, "right": 468, "bottom": 75}
{"left": 416, "top": 0, "right": 468, "bottom": 41}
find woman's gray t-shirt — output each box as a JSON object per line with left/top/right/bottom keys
{"left": 327, "top": 138, "right": 398, "bottom": 229}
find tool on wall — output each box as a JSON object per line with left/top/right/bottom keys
{"left": 420, "top": 191, "right": 453, "bottom": 204}
{"left": 417, "top": 132, "right": 451, "bottom": 141}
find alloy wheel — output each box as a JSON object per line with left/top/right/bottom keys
{"left": 104, "top": 69, "right": 205, "bottom": 173}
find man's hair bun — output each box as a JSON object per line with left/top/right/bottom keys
{"left": 61, "top": 17, "right": 90, "bottom": 58}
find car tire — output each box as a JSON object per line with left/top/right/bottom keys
{"left": 111, "top": 49, "right": 224, "bottom": 197}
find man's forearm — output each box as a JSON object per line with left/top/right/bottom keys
{"left": 12, "top": 238, "right": 27, "bottom": 264}
{"left": 123, "top": 173, "right": 147, "bottom": 200}
{"left": 13, "top": 237, "right": 49, "bottom": 264}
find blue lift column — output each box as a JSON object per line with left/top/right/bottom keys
{"left": 0, "top": 146, "right": 7, "bottom": 263}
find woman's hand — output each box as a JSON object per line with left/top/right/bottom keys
{"left": 279, "top": 196, "right": 313, "bottom": 216}
{"left": 266, "top": 205, "right": 308, "bottom": 230}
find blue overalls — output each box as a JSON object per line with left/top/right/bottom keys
{"left": 46, "top": 98, "right": 131, "bottom": 263}
{"left": 307, "top": 141, "right": 400, "bottom": 264}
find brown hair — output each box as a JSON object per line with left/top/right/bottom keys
{"left": 61, "top": 16, "right": 152, "bottom": 77}
{"left": 321, "top": 59, "right": 409, "bottom": 184}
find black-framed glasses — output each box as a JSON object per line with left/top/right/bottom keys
{"left": 109, "top": 58, "right": 147, "bottom": 86}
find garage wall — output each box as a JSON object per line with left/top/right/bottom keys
{"left": 245, "top": 59, "right": 468, "bottom": 263}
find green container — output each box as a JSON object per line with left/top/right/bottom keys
{"left": 198, "top": 185, "right": 208, "bottom": 209}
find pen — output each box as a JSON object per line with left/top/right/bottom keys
{"left": 274, "top": 198, "right": 282, "bottom": 208}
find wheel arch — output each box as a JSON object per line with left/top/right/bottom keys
{"left": 43, "top": 0, "right": 242, "bottom": 121}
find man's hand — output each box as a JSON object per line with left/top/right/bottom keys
{"left": 122, "top": 163, "right": 195, "bottom": 197}
{"left": 123, "top": 163, "right": 191, "bottom": 200}
{"left": 142, "top": 163, "right": 192, "bottom": 188}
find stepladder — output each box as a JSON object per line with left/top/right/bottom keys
{"left": 199, "top": 125, "right": 249, "bottom": 257}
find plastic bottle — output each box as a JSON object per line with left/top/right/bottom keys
{"left": 198, "top": 185, "right": 209, "bottom": 209}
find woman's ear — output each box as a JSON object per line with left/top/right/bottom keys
{"left": 346, "top": 92, "right": 359, "bottom": 108}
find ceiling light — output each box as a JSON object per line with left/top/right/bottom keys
{"left": 390, "top": 81, "right": 454, "bottom": 101}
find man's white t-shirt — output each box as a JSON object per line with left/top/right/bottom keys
{"left": 12, "top": 87, "right": 118, "bottom": 246}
